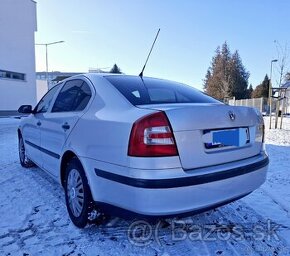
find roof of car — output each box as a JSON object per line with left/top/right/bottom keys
{"left": 59, "top": 73, "right": 192, "bottom": 88}
{"left": 83, "top": 73, "right": 180, "bottom": 83}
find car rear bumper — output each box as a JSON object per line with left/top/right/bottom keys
{"left": 81, "top": 153, "right": 268, "bottom": 218}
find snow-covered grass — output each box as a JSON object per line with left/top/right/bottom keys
{"left": 247, "top": 116, "right": 290, "bottom": 251}
{"left": 264, "top": 116, "right": 290, "bottom": 145}
{"left": 0, "top": 117, "right": 290, "bottom": 255}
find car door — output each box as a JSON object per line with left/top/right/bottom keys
{"left": 38, "top": 79, "right": 93, "bottom": 177}
{"left": 23, "top": 84, "right": 61, "bottom": 166}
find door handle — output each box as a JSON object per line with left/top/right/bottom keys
{"left": 62, "top": 123, "right": 70, "bottom": 131}
{"left": 37, "top": 121, "right": 41, "bottom": 126}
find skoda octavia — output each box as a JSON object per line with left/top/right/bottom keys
{"left": 18, "top": 74, "right": 269, "bottom": 228}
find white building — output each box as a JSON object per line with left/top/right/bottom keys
{"left": 0, "top": 0, "right": 37, "bottom": 115}
{"left": 282, "top": 81, "right": 290, "bottom": 114}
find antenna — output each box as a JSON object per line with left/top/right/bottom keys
{"left": 139, "top": 28, "right": 160, "bottom": 77}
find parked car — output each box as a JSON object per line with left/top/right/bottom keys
{"left": 18, "top": 74, "right": 269, "bottom": 228}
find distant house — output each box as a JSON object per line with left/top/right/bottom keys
{"left": 36, "top": 69, "right": 109, "bottom": 92}
{"left": 0, "top": 0, "right": 37, "bottom": 115}
{"left": 281, "top": 81, "right": 290, "bottom": 114}
{"left": 36, "top": 71, "right": 83, "bottom": 89}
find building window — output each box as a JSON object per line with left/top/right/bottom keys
{"left": 0, "top": 69, "right": 26, "bottom": 81}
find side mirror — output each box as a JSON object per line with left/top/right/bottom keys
{"left": 18, "top": 105, "right": 33, "bottom": 114}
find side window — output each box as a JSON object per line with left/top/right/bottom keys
{"left": 73, "top": 82, "right": 92, "bottom": 111}
{"left": 52, "top": 80, "right": 92, "bottom": 112}
{"left": 34, "top": 84, "right": 61, "bottom": 113}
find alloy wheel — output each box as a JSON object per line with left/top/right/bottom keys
{"left": 66, "top": 169, "right": 85, "bottom": 217}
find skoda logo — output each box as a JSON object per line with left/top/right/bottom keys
{"left": 229, "top": 111, "right": 236, "bottom": 121}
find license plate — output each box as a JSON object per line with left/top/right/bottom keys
{"left": 212, "top": 128, "right": 249, "bottom": 147}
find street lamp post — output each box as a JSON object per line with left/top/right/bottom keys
{"left": 35, "top": 40, "right": 65, "bottom": 86}
{"left": 269, "top": 59, "right": 278, "bottom": 129}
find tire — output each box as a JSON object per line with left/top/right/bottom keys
{"left": 64, "top": 157, "right": 104, "bottom": 228}
{"left": 18, "top": 135, "right": 35, "bottom": 168}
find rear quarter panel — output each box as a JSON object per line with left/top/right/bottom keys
{"left": 62, "top": 76, "right": 155, "bottom": 168}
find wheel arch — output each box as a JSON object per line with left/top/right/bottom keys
{"left": 60, "top": 150, "right": 78, "bottom": 187}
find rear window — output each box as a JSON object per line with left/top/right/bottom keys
{"left": 105, "top": 76, "right": 220, "bottom": 105}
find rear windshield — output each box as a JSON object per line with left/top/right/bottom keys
{"left": 105, "top": 75, "right": 220, "bottom": 105}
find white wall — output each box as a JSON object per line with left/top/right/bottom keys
{"left": 0, "top": 0, "right": 37, "bottom": 110}
{"left": 36, "top": 80, "right": 48, "bottom": 102}
{"left": 286, "top": 90, "right": 290, "bottom": 114}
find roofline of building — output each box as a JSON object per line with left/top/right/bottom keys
{"left": 282, "top": 81, "right": 290, "bottom": 88}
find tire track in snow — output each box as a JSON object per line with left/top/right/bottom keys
{"left": 225, "top": 200, "right": 287, "bottom": 255}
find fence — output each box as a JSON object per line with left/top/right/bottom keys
{"left": 228, "top": 97, "right": 269, "bottom": 113}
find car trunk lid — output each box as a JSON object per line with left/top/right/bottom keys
{"left": 137, "top": 103, "right": 262, "bottom": 169}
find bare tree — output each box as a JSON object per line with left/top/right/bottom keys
{"left": 274, "top": 41, "right": 289, "bottom": 87}
{"left": 272, "top": 41, "right": 289, "bottom": 129}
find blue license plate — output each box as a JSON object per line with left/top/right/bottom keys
{"left": 212, "top": 128, "right": 248, "bottom": 147}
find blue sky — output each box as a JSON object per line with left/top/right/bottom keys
{"left": 35, "top": 0, "right": 289, "bottom": 90}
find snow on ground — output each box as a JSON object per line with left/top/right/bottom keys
{"left": 0, "top": 116, "right": 290, "bottom": 256}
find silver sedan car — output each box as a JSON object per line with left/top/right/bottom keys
{"left": 18, "top": 74, "right": 269, "bottom": 228}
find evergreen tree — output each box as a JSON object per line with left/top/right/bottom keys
{"left": 252, "top": 75, "right": 269, "bottom": 98}
{"left": 230, "top": 51, "right": 250, "bottom": 99}
{"left": 219, "top": 42, "right": 232, "bottom": 98}
{"left": 204, "top": 46, "right": 225, "bottom": 99}
{"left": 203, "top": 42, "right": 249, "bottom": 100}
{"left": 110, "top": 64, "right": 122, "bottom": 74}
{"left": 245, "top": 84, "right": 253, "bottom": 98}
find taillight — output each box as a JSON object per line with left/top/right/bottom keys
{"left": 128, "top": 112, "right": 178, "bottom": 157}
{"left": 254, "top": 108, "right": 265, "bottom": 144}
